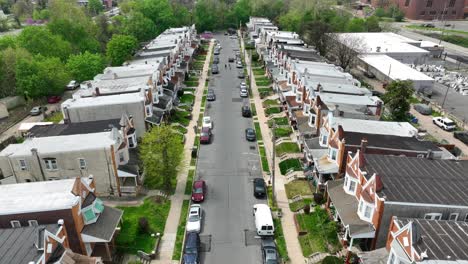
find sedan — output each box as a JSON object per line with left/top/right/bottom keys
{"left": 202, "top": 116, "right": 213, "bottom": 129}
{"left": 66, "top": 80, "right": 79, "bottom": 90}
{"left": 47, "top": 96, "right": 62, "bottom": 104}
{"left": 245, "top": 128, "right": 256, "bottom": 141}
{"left": 236, "top": 61, "right": 243, "bottom": 68}
{"left": 207, "top": 89, "right": 216, "bottom": 101}
{"left": 228, "top": 57, "right": 235, "bottom": 62}
{"left": 213, "top": 56, "right": 219, "bottom": 64}
{"left": 241, "top": 105, "right": 251, "bottom": 117}
{"left": 261, "top": 239, "right": 279, "bottom": 264}
{"left": 211, "top": 65, "right": 219, "bottom": 74}
{"left": 213, "top": 48, "right": 220, "bottom": 55}
{"left": 191, "top": 180, "right": 206, "bottom": 202}
{"left": 237, "top": 70, "right": 245, "bottom": 79}
{"left": 240, "top": 89, "right": 248, "bottom": 98}
{"left": 253, "top": 178, "right": 266, "bottom": 198}
{"left": 186, "top": 204, "right": 202, "bottom": 233}
{"left": 454, "top": 131, "right": 468, "bottom": 145}
{"left": 200, "top": 127, "right": 212, "bottom": 144}
{"left": 240, "top": 82, "right": 247, "bottom": 90}
{"left": 30, "top": 106, "right": 44, "bottom": 116}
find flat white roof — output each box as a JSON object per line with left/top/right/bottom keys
{"left": 97, "top": 64, "right": 159, "bottom": 79}
{"left": 361, "top": 55, "right": 434, "bottom": 81}
{"left": 0, "top": 179, "right": 81, "bottom": 215}
{"left": 336, "top": 32, "right": 429, "bottom": 55}
{"left": 18, "top": 122, "right": 53, "bottom": 131}
{"left": 330, "top": 117, "right": 418, "bottom": 137}
{"left": 129, "top": 57, "right": 166, "bottom": 66}
{"left": 0, "top": 131, "right": 117, "bottom": 157}
{"left": 320, "top": 93, "right": 381, "bottom": 106}
{"left": 64, "top": 92, "right": 144, "bottom": 108}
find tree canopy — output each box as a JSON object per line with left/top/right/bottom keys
{"left": 18, "top": 26, "right": 72, "bottom": 61}
{"left": 106, "top": 34, "right": 138, "bottom": 66}
{"left": 382, "top": 80, "right": 414, "bottom": 121}
{"left": 66, "top": 51, "right": 106, "bottom": 82}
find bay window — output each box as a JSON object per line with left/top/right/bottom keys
{"left": 358, "top": 197, "right": 375, "bottom": 222}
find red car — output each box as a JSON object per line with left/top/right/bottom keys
{"left": 47, "top": 96, "right": 62, "bottom": 104}
{"left": 191, "top": 180, "right": 206, "bottom": 202}
{"left": 200, "top": 127, "right": 212, "bottom": 144}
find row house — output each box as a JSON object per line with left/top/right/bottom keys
{"left": 0, "top": 177, "right": 123, "bottom": 261}
{"left": 326, "top": 151, "right": 468, "bottom": 252}
{"left": 0, "top": 126, "right": 138, "bottom": 196}
{"left": 0, "top": 221, "right": 102, "bottom": 264}
{"left": 247, "top": 17, "right": 276, "bottom": 40}
{"left": 62, "top": 91, "right": 151, "bottom": 138}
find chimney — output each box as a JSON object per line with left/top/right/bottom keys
{"left": 302, "top": 87, "right": 307, "bottom": 102}
{"left": 334, "top": 105, "right": 340, "bottom": 117}
{"left": 95, "top": 87, "right": 100, "bottom": 96}
{"left": 426, "top": 149, "right": 433, "bottom": 159}
{"left": 360, "top": 138, "right": 368, "bottom": 153}
{"left": 57, "top": 219, "right": 64, "bottom": 226}
{"left": 375, "top": 175, "right": 383, "bottom": 192}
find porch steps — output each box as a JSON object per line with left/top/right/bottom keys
{"left": 267, "top": 113, "right": 286, "bottom": 120}
{"left": 305, "top": 248, "right": 348, "bottom": 264}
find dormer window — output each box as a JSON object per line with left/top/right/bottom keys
{"left": 319, "top": 133, "right": 328, "bottom": 147}
{"left": 358, "top": 197, "right": 374, "bottom": 222}
{"left": 328, "top": 147, "right": 338, "bottom": 161}
{"left": 343, "top": 174, "right": 358, "bottom": 195}
{"left": 309, "top": 114, "right": 316, "bottom": 126}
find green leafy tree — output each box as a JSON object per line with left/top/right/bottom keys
{"left": 171, "top": 2, "right": 191, "bottom": 26}
{"left": 135, "top": 0, "right": 175, "bottom": 34}
{"left": 95, "top": 14, "right": 112, "bottom": 49}
{"left": 88, "top": 0, "right": 104, "bottom": 16}
{"left": 374, "top": 7, "right": 385, "bottom": 17}
{"left": 0, "top": 35, "right": 16, "bottom": 50}
{"left": 232, "top": 0, "right": 251, "bottom": 26}
{"left": 16, "top": 55, "right": 70, "bottom": 98}
{"left": 382, "top": 80, "right": 414, "bottom": 121}
{"left": 365, "top": 16, "right": 381, "bottom": 32}
{"left": 17, "top": 26, "right": 72, "bottom": 61}
{"left": 278, "top": 10, "right": 302, "bottom": 32}
{"left": 66, "top": 51, "right": 106, "bottom": 82}
{"left": 32, "top": 9, "right": 50, "bottom": 20}
{"left": 140, "top": 125, "right": 184, "bottom": 194}
{"left": 48, "top": 18, "right": 101, "bottom": 53}
{"left": 106, "top": 34, "right": 138, "bottom": 66}
{"left": 303, "top": 20, "right": 331, "bottom": 56}
{"left": 11, "top": 0, "right": 33, "bottom": 23}
{"left": 194, "top": 0, "right": 219, "bottom": 32}
{"left": 123, "top": 12, "right": 157, "bottom": 42}
{"left": 0, "top": 47, "right": 28, "bottom": 98}
{"left": 346, "top": 18, "right": 366, "bottom": 32}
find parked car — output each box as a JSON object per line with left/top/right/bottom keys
{"left": 240, "top": 89, "right": 248, "bottom": 98}
{"left": 211, "top": 65, "right": 219, "bottom": 74}
{"left": 30, "top": 106, "right": 45, "bottom": 116}
{"left": 236, "top": 61, "right": 243, "bottom": 68}
{"left": 207, "top": 89, "right": 216, "bottom": 101}
{"left": 238, "top": 70, "right": 245, "bottom": 79}
{"left": 186, "top": 204, "right": 202, "bottom": 233}
{"left": 261, "top": 239, "right": 279, "bottom": 264}
{"left": 454, "top": 131, "right": 468, "bottom": 145}
{"left": 213, "top": 56, "right": 219, "bottom": 64}
{"left": 191, "top": 180, "right": 206, "bottom": 202}
{"left": 240, "top": 82, "right": 247, "bottom": 90}
{"left": 200, "top": 127, "right": 212, "bottom": 144}
{"left": 183, "top": 232, "right": 200, "bottom": 264}
{"left": 47, "top": 96, "right": 62, "bottom": 104}
{"left": 216, "top": 44, "right": 221, "bottom": 50}
{"left": 242, "top": 105, "right": 251, "bottom": 117}
{"left": 253, "top": 178, "right": 266, "bottom": 198}
{"left": 433, "top": 116, "right": 456, "bottom": 131}
{"left": 414, "top": 104, "right": 432, "bottom": 115}
{"left": 202, "top": 116, "right": 213, "bottom": 129}
{"left": 213, "top": 48, "right": 220, "bottom": 55}
{"left": 66, "top": 80, "right": 79, "bottom": 90}
{"left": 245, "top": 128, "right": 256, "bottom": 141}
{"left": 228, "top": 57, "right": 235, "bottom": 62}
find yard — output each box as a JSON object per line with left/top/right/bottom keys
{"left": 253, "top": 68, "right": 265, "bottom": 75}
{"left": 169, "top": 110, "right": 191, "bottom": 127}
{"left": 263, "top": 99, "right": 280, "bottom": 108}
{"left": 268, "top": 117, "right": 289, "bottom": 127}
{"left": 289, "top": 198, "right": 313, "bottom": 212}
{"left": 279, "top": 158, "right": 302, "bottom": 175}
{"left": 172, "top": 200, "right": 190, "bottom": 260}
{"left": 254, "top": 122, "right": 263, "bottom": 141}
{"left": 296, "top": 207, "right": 340, "bottom": 256}
{"left": 184, "top": 169, "right": 195, "bottom": 195}
{"left": 265, "top": 107, "right": 282, "bottom": 116}
{"left": 180, "top": 94, "right": 195, "bottom": 105}
{"left": 258, "top": 88, "right": 273, "bottom": 98}
{"left": 274, "top": 127, "right": 293, "bottom": 138}
{"left": 275, "top": 142, "right": 300, "bottom": 156}
{"left": 116, "top": 196, "right": 171, "bottom": 254}
{"left": 256, "top": 79, "right": 271, "bottom": 86}
{"left": 44, "top": 111, "right": 63, "bottom": 123}
{"left": 285, "top": 180, "right": 312, "bottom": 199}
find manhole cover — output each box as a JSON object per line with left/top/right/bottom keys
{"left": 244, "top": 229, "right": 261, "bottom": 246}
{"left": 200, "top": 235, "right": 212, "bottom": 252}
{"left": 232, "top": 98, "right": 242, "bottom": 102}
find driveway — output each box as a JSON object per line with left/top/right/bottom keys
{"left": 196, "top": 33, "right": 266, "bottom": 264}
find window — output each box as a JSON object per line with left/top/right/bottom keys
{"left": 449, "top": 0, "right": 456, "bottom": 7}
{"left": 449, "top": 213, "right": 459, "bottom": 221}
{"left": 429, "top": 10, "right": 437, "bottom": 15}
{"left": 364, "top": 205, "right": 372, "bottom": 218}
{"left": 426, "top": 0, "right": 432, "bottom": 7}
{"left": 320, "top": 133, "right": 328, "bottom": 147}
{"left": 310, "top": 114, "right": 316, "bottom": 125}
{"left": 44, "top": 159, "right": 58, "bottom": 171}
{"left": 349, "top": 180, "right": 357, "bottom": 193}
{"left": 452, "top": 10, "right": 457, "bottom": 14}
{"left": 424, "top": 213, "right": 442, "bottom": 220}
{"left": 28, "top": 220, "right": 38, "bottom": 227}
{"left": 119, "top": 152, "right": 125, "bottom": 163}
{"left": 404, "top": 0, "right": 410, "bottom": 6}
{"left": 128, "top": 136, "right": 135, "bottom": 148}
{"left": 10, "top": 221, "right": 21, "bottom": 228}
{"left": 83, "top": 208, "right": 98, "bottom": 224}
{"left": 145, "top": 105, "right": 152, "bottom": 116}
{"left": 79, "top": 158, "right": 87, "bottom": 170}
{"left": 358, "top": 198, "right": 374, "bottom": 221}
{"left": 359, "top": 200, "right": 364, "bottom": 213}
{"left": 18, "top": 159, "right": 27, "bottom": 171}
{"left": 388, "top": 252, "right": 395, "bottom": 264}
{"left": 329, "top": 148, "right": 338, "bottom": 161}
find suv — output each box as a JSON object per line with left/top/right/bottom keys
{"left": 454, "top": 131, "right": 468, "bottom": 145}
{"left": 200, "top": 127, "right": 212, "bottom": 144}
{"left": 240, "top": 89, "right": 248, "bottom": 97}
{"left": 433, "top": 117, "right": 456, "bottom": 131}
{"left": 207, "top": 89, "right": 216, "bottom": 101}
{"left": 253, "top": 178, "right": 266, "bottom": 198}
{"left": 211, "top": 65, "right": 219, "bottom": 74}
{"left": 241, "top": 105, "right": 251, "bottom": 117}
{"left": 183, "top": 232, "right": 200, "bottom": 264}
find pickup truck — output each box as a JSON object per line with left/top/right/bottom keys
{"left": 433, "top": 117, "right": 456, "bottom": 131}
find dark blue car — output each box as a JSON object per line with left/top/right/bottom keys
{"left": 183, "top": 232, "right": 200, "bottom": 264}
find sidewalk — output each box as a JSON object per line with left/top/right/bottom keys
{"left": 152, "top": 40, "right": 214, "bottom": 264}
{"left": 241, "top": 35, "right": 305, "bottom": 264}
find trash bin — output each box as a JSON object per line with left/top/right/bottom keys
{"left": 191, "top": 146, "right": 198, "bottom": 158}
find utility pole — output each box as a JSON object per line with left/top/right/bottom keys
{"left": 271, "top": 120, "right": 276, "bottom": 205}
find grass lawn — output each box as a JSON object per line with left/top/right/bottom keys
{"left": 296, "top": 207, "right": 340, "bottom": 256}
{"left": 256, "top": 80, "right": 271, "bottom": 86}
{"left": 275, "top": 142, "right": 300, "bottom": 156}
{"left": 258, "top": 88, "right": 273, "bottom": 98}
{"left": 275, "top": 127, "right": 293, "bottom": 138}
{"left": 265, "top": 107, "right": 281, "bottom": 116}
{"left": 180, "top": 94, "right": 195, "bottom": 105}
{"left": 251, "top": 103, "right": 257, "bottom": 116}
{"left": 194, "top": 135, "right": 200, "bottom": 147}
{"left": 116, "top": 197, "right": 171, "bottom": 254}
{"left": 259, "top": 145, "right": 269, "bottom": 172}
{"left": 201, "top": 96, "right": 207, "bottom": 108}
{"left": 263, "top": 99, "right": 280, "bottom": 108}
{"left": 197, "top": 113, "right": 203, "bottom": 128}
{"left": 170, "top": 110, "right": 191, "bottom": 127}
{"left": 289, "top": 198, "right": 313, "bottom": 212}
{"left": 268, "top": 117, "right": 289, "bottom": 127}
{"left": 184, "top": 81, "right": 199, "bottom": 87}
{"left": 172, "top": 125, "right": 188, "bottom": 134}
{"left": 172, "top": 200, "right": 190, "bottom": 260}
{"left": 184, "top": 170, "right": 195, "bottom": 195}
{"left": 44, "top": 111, "right": 63, "bottom": 123}
{"left": 274, "top": 218, "right": 289, "bottom": 262}
{"left": 254, "top": 122, "right": 263, "bottom": 141}
{"left": 253, "top": 68, "right": 265, "bottom": 75}
{"left": 252, "top": 60, "right": 263, "bottom": 68}
{"left": 279, "top": 158, "right": 302, "bottom": 175}
{"left": 285, "top": 180, "right": 312, "bottom": 199}
{"left": 406, "top": 24, "right": 468, "bottom": 35}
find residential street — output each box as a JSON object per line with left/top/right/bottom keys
{"left": 197, "top": 33, "right": 266, "bottom": 264}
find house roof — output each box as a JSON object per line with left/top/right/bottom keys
{"left": 0, "top": 224, "right": 59, "bottom": 264}
{"left": 395, "top": 218, "right": 468, "bottom": 261}
{"left": 63, "top": 92, "right": 145, "bottom": 108}
{"left": 344, "top": 131, "right": 440, "bottom": 152}
{"left": 360, "top": 55, "right": 434, "bottom": 82}
{"left": 28, "top": 119, "right": 122, "bottom": 137}
{"left": 0, "top": 130, "right": 119, "bottom": 157}
{"left": 319, "top": 93, "right": 381, "bottom": 107}
{"left": 81, "top": 206, "right": 123, "bottom": 242}
{"left": 362, "top": 154, "right": 468, "bottom": 205}
{"left": 330, "top": 117, "right": 418, "bottom": 137}
{"left": 0, "top": 179, "right": 91, "bottom": 215}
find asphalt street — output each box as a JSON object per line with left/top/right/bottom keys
{"left": 196, "top": 33, "right": 266, "bottom": 264}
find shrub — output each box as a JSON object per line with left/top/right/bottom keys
{"left": 314, "top": 193, "right": 324, "bottom": 205}
{"left": 138, "top": 217, "right": 150, "bottom": 234}
{"left": 321, "top": 256, "right": 344, "bottom": 264}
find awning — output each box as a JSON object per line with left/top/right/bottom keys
{"left": 81, "top": 206, "right": 123, "bottom": 243}
{"left": 118, "top": 169, "right": 137, "bottom": 177}
{"left": 327, "top": 180, "right": 375, "bottom": 238}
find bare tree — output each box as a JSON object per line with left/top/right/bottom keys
{"left": 328, "top": 33, "right": 367, "bottom": 71}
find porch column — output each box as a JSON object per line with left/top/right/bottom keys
{"left": 349, "top": 237, "right": 354, "bottom": 249}
{"left": 344, "top": 227, "right": 349, "bottom": 241}
{"left": 105, "top": 243, "right": 111, "bottom": 261}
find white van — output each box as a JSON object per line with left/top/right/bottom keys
{"left": 253, "top": 204, "right": 274, "bottom": 236}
